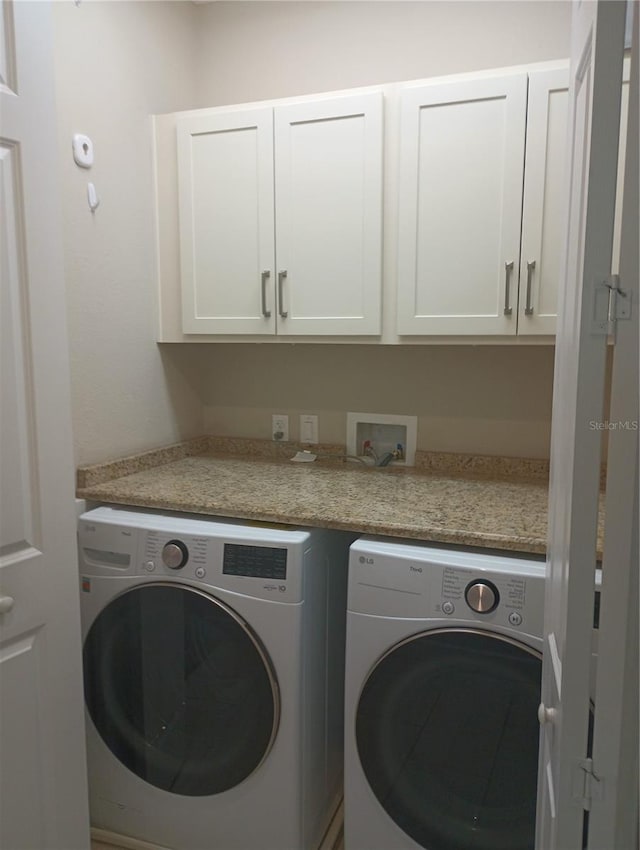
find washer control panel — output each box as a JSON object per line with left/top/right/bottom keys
{"left": 143, "top": 530, "right": 209, "bottom": 576}
{"left": 142, "top": 532, "right": 290, "bottom": 586}
{"left": 223, "top": 543, "right": 287, "bottom": 580}
{"left": 78, "top": 507, "right": 309, "bottom": 603}
{"left": 162, "top": 540, "right": 189, "bottom": 570}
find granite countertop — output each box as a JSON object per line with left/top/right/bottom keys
{"left": 76, "top": 437, "right": 605, "bottom": 557}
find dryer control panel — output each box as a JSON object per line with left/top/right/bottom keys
{"left": 439, "top": 565, "right": 533, "bottom": 627}
{"left": 348, "top": 537, "right": 546, "bottom": 638}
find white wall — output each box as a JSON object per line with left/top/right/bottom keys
{"left": 191, "top": 0, "right": 572, "bottom": 458}
{"left": 192, "top": 1, "right": 572, "bottom": 106}
{"left": 198, "top": 344, "right": 556, "bottom": 457}
{"left": 54, "top": 1, "right": 575, "bottom": 464}
{"left": 53, "top": 1, "right": 204, "bottom": 466}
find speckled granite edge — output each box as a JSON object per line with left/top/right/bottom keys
{"left": 414, "top": 450, "right": 550, "bottom": 482}
{"left": 76, "top": 492, "right": 550, "bottom": 556}
{"left": 76, "top": 436, "right": 211, "bottom": 489}
{"left": 75, "top": 440, "right": 608, "bottom": 558}
{"left": 76, "top": 436, "right": 351, "bottom": 489}
{"left": 77, "top": 436, "right": 557, "bottom": 489}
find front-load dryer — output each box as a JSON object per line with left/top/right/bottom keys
{"left": 344, "top": 536, "right": 546, "bottom": 850}
{"left": 78, "top": 506, "right": 354, "bottom": 850}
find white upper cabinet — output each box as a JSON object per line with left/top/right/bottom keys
{"left": 177, "top": 108, "right": 276, "bottom": 335}
{"left": 518, "top": 67, "right": 569, "bottom": 335}
{"left": 158, "top": 59, "right": 627, "bottom": 343}
{"left": 176, "top": 93, "right": 383, "bottom": 337}
{"left": 274, "top": 94, "right": 383, "bottom": 335}
{"left": 396, "top": 73, "right": 528, "bottom": 336}
{"left": 518, "top": 58, "right": 628, "bottom": 334}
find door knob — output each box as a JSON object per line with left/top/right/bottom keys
{"left": 0, "top": 596, "right": 15, "bottom": 615}
{"left": 538, "top": 703, "right": 557, "bottom": 725}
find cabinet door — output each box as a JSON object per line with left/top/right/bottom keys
{"left": 274, "top": 93, "right": 383, "bottom": 335}
{"left": 518, "top": 67, "right": 569, "bottom": 335}
{"left": 177, "top": 108, "right": 276, "bottom": 334}
{"left": 396, "top": 74, "right": 527, "bottom": 336}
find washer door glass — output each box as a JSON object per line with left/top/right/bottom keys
{"left": 356, "top": 628, "right": 541, "bottom": 850}
{"left": 83, "top": 583, "right": 279, "bottom": 797}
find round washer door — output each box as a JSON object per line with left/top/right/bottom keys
{"left": 356, "top": 628, "right": 541, "bottom": 850}
{"left": 83, "top": 582, "right": 279, "bottom": 797}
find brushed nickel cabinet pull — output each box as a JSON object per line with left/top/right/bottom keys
{"left": 278, "top": 270, "right": 288, "bottom": 318}
{"left": 504, "top": 261, "right": 514, "bottom": 316}
{"left": 525, "top": 260, "right": 536, "bottom": 315}
{"left": 261, "top": 270, "right": 271, "bottom": 318}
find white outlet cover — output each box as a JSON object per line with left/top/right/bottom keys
{"left": 272, "top": 414, "right": 289, "bottom": 442}
{"left": 346, "top": 412, "right": 417, "bottom": 466}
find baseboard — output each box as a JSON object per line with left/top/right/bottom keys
{"left": 92, "top": 797, "right": 344, "bottom": 850}
{"left": 91, "top": 826, "right": 171, "bottom": 850}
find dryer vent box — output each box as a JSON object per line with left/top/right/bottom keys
{"left": 347, "top": 412, "right": 417, "bottom": 467}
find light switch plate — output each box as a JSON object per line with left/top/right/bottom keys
{"left": 300, "top": 414, "right": 319, "bottom": 444}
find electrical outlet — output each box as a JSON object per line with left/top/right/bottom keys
{"left": 272, "top": 414, "right": 289, "bottom": 442}
{"left": 300, "top": 414, "right": 319, "bottom": 444}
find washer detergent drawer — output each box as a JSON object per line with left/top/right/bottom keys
{"left": 78, "top": 517, "right": 139, "bottom": 576}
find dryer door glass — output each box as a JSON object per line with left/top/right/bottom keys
{"left": 83, "top": 583, "right": 279, "bottom": 796}
{"left": 356, "top": 628, "right": 541, "bottom": 850}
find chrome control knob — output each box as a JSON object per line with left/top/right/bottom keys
{"left": 465, "top": 580, "right": 499, "bottom": 614}
{"left": 162, "top": 540, "right": 189, "bottom": 570}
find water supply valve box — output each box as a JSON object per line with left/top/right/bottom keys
{"left": 346, "top": 412, "right": 417, "bottom": 466}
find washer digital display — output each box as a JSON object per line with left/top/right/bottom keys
{"left": 223, "top": 544, "right": 287, "bottom": 580}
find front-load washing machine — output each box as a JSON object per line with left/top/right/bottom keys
{"left": 344, "top": 536, "right": 546, "bottom": 850}
{"left": 79, "top": 506, "right": 354, "bottom": 850}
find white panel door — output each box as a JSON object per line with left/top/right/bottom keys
{"left": 611, "top": 56, "right": 631, "bottom": 276}
{"left": 518, "top": 67, "right": 569, "bottom": 335}
{"left": 177, "top": 108, "right": 276, "bottom": 334}
{"left": 396, "top": 73, "right": 527, "bottom": 335}
{"left": 0, "top": 2, "right": 90, "bottom": 849}
{"left": 535, "top": 2, "right": 626, "bottom": 848}
{"left": 274, "top": 92, "right": 383, "bottom": 335}
{"left": 588, "top": 16, "right": 638, "bottom": 847}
